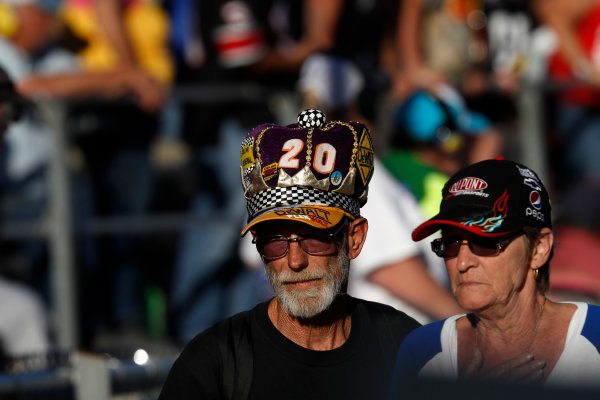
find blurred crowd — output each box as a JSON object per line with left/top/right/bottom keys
{"left": 0, "top": 0, "right": 600, "bottom": 367}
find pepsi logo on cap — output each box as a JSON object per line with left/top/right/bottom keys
{"left": 530, "top": 191, "right": 542, "bottom": 210}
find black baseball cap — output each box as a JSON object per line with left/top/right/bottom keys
{"left": 412, "top": 158, "right": 552, "bottom": 241}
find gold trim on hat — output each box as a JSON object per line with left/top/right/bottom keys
{"left": 358, "top": 186, "right": 368, "bottom": 205}
{"left": 332, "top": 167, "right": 356, "bottom": 196}
{"left": 243, "top": 159, "right": 269, "bottom": 198}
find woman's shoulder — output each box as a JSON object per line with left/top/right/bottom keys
{"left": 559, "top": 301, "right": 600, "bottom": 323}
{"left": 392, "top": 315, "right": 464, "bottom": 382}
{"left": 400, "top": 314, "right": 464, "bottom": 352}
{"left": 554, "top": 301, "right": 600, "bottom": 347}
{"left": 578, "top": 302, "right": 600, "bottom": 343}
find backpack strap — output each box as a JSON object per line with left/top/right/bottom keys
{"left": 216, "top": 311, "right": 254, "bottom": 400}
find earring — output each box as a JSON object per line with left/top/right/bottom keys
{"left": 533, "top": 269, "right": 539, "bottom": 280}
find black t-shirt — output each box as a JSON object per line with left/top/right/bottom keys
{"left": 159, "top": 297, "right": 420, "bottom": 399}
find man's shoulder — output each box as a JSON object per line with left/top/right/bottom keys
{"left": 163, "top": 302, "right": 268, "bottom": 398}
{"left": 352, "top": 296, "right": 416, "bottom": 317}
{"left": 199, "top": 301, "right": 265, "bottom": 335}
{"left": 350, "top": 296, "right": 421, "bottom": 331}
{"left": 178, "top": 301, "right": 267, "bottom": 361}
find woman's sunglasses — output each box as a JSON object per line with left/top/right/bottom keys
{"left": 431, "top": 232, "right": 523, "bottom": 258}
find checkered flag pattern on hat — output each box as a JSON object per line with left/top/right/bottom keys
{"left": 247, "top": 187, "right": 362, "bottom": 219}
{"left": 297, "top": 109, "right": 326, "bottom": 128}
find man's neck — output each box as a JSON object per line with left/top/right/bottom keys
{"left": 268, "top": 296, "right": 352, "bottom": 351}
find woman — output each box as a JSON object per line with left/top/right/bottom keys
{"left": 389, "top": 159, "right": 600, "bottom": 396}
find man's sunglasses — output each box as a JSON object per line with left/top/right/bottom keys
{"left": 253, "top": 222, "right": 345, "bottom": 261}
{"left": 431, "top": 233, "right": 522, "bottom": 258}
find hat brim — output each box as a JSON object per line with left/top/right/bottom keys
{"left": 412, "top": 211, "right": 519, "bottom": 241}
{"left": 241, "top": 205, "right": 355, "bottom": 236}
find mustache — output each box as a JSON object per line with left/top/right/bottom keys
{"left": 275, "top": 269, "right": 327, "bottom": 284}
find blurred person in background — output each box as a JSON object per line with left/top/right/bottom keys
{"left": 347, "top": 156, "right": 464, "bottom": 324}
{"left": 164, "top": 0, "right": 278, "bottom": 344}
{"left": 395, "top": 0, "right": 555, "bottom": 159}
{"left": 393, "top": 0, "right": 472, "bottom": 95}
{"left": 265, "top": 0, "right": 399, "bottom": 124}
{"left": 0, "top": 66, "right": 51, "bottom": 365}
{"left": 384, "top": 85, "right": 503, "bottom": 216}
{"left": 535, "top": 0, "right": 600, "bottom": 305}
{"left": 59, "top": 0, "right": 174, "bottom": 347}
{"left": 348, "top": 85, "right": 503, "bottom": 324}
{"left": 0, "top": 0, "right": 168, "bottom": 349}
{"left": 62, "top": 0, "right": 173, "bottom": 83}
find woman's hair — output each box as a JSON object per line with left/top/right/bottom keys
{"left": 523, "top": 226, "right": 554, "bottom": 294}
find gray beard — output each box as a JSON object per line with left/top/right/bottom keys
{"left": 264, "top": 248, "right": 350, "bottom": 319}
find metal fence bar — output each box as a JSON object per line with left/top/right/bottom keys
{"left": 73, "top": 352, "right": 110, "bottom": 400}
{"left": 517, "top": 81, "right": 550, "bottom": 185}
{"left": 42, "top": 101, "right": 78, "bottom": 350}
{"left": 0, "top": 369, "right": 71, "bottom": 394}
{"left": 0, "top": 351, "right": 173, "bottom": 399}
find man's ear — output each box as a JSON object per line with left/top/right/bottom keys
{"left": 347, "top": 217, "right": 368, "bottom": 260}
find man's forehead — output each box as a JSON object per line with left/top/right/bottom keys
{"left": 253, "top": 220, "right": 320, "bottom": 236}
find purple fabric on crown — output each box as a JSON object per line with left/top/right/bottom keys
{"left": 245, "top": 121, "right": 369, "bottom": 200}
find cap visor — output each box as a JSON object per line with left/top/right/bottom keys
{"left": 241, "top": 205, "right": 354, "bottom": 236}
{"left": 412, "top": 217, "right": 519, "bottom": 241}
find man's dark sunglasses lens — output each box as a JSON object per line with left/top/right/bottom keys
{"left": 255, "top": 223, "right": 344, "bottom": 260}
{"left": 260, "top": 236, "right": 334, "bottom": 258}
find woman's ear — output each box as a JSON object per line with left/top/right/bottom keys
{"left": 347, "top": 217, "right": 368, "bottom": 260}
{"left": 530, "top": 227, "right": 553, "bottom": 269}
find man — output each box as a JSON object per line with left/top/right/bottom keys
{"left": 159, "top": 110, "right": 420, "bottom": 399}
{"left": 0, "top": 66, "right": 51, "bottom": 363}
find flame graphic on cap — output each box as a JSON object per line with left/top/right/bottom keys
{"left": 463, "top": 190, "right": 509, "bottom": 233}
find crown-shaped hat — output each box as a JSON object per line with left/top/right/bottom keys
{"left": 240, "top": 109, "right": 375, "bottom": 235}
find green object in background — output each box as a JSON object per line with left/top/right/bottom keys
{"left": 383, "top": 150, "right": 448, "bottom": 218}
{"left": 145, "top": 285, "right": 167, "bottom": 338}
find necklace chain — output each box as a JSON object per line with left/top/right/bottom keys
{"left": 526, "top": 298, "right": 546, "bottom": 351}
{"left": 475, "top": 297, "right": 547, "bottom": 353}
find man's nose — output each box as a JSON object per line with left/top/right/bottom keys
{"left": 287, "top": 240, "right": 308, "bottom": 271}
